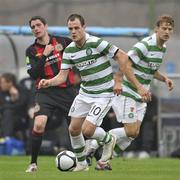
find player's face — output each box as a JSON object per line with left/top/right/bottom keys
{"left": 156, "top": 22, "right": 173, "bottom": 42}
{"left": 68, "top": 18, "right": 86, "bottom": 46}
{"left": 30, "top": 19, "right": 48, "bottom": 39}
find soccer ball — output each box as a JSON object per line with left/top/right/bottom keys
{"left": 55, "top": 150, "right": 77, "bottom": 171}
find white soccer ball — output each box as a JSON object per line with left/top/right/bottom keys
{"left": 55, "top": 150, "right": 77, "bottom": 171}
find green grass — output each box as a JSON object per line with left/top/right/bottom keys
{"left": 0, "top": 156, "right": 180, "bottom": 180}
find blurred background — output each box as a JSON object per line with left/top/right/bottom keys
{"left": 0, "top": 0, "right": 180, "bottom": 159}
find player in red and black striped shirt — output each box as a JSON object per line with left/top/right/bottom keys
{"left": 25, "top": 16, "right": 77, "bottom": 172}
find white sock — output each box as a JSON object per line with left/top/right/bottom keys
{"left": 70, "top": 133, "right": 86, "bottom": 162}
{"left": 109, "top": 128, "right": 133, "bottom": 151}
{"left": 91, "top": 127, "right": 111, "bottom": 144}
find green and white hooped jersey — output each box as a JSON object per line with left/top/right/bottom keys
{"left": 123, "top": 33, "right": 166, "bottom": 101}
{"left": 61, "top": 33, "right": 118, "bottom": 97}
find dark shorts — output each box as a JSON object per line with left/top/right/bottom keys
{"left": 34, "top": 86, "right": 77, "bottom": 121}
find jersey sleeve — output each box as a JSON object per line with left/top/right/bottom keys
{"left": 61, "top": 50, "right": 74, "bottom": 69}
{"left": 96, "top": 38, "right": 118, "bottom": 58}
{"left": 25, "top": 47, "right": 46, "bottom": 80}
{"left": 128, "top": 41, "right": 148, "bottom": 64}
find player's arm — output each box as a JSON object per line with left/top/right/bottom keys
{"left": 113, "top": 49, "right": 128, "bottom": 75}
{"left": 38, "top": 69, "right": 70, "bottom": 89}
{"left": 154, "top": 70, "right": 174, "bottom": 91}
{"left": 25, "top": 45, "right": 54, "bottom": 79}
{"left": 113, "top": 49, "right": 128, "bottom": 95}
{"left": 26, "top": 49, "right": 46, "bottom": 79}
{"left": 125, "top": 59, "right": 151, "bottom": 102}
{"left": 113, "top": 69, "right": 123, "bottom": 95}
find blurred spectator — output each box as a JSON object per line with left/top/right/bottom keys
{"left": 0, "top": 73, "right": 29, "bottom": 141}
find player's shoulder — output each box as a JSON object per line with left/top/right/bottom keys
{"left": 63, "top": 41, "right": 76, "bottom": 53}
{"left": 26, "top": 43, "right": 36, "bottom": 54}
{"left": 141, "top": 34, "right": 155, "bottom": 45}
{"left": 87, "top": 34, "right": 101, "bottom": 43}
{"left": 51, "top": 35, "right": 72, "bottom": 46}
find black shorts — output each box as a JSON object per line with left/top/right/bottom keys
{"left": 34, "top": 86, "right": 77, "bottom": 121}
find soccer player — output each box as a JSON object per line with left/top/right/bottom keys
{"left": 39, "top": 14, "right": 128, "bottom": 171}
{"left": 25, "top": 16, "right": 77, "bottom": 172}
{"left": 86, "top": 14, "right": 175, "bottom": 162}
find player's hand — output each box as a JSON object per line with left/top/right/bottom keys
{"left": 38, "top": 79, "right": 51, "bottom": 89}
{"left": 137, "top": 85, "right": 152, "bottom": 102}
{"left": 43, "top": 45, "right": 54, "bottom": 56}
{"left": 165, "top": 78, "right": 174, "bottom": 91}
{"left": 9, "top": 86, "right": 19, "bottom": 101}
{"left": 113, "top": 82, "right": 122, "bottom": 96}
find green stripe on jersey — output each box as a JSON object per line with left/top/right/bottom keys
{"left": 123, "top": 80, "right": 137, "bottom": 92}
{"left": 132, "top": 63, "right": 155, "bottom": 74}
{"left": 136, "top": 74, "right": 151, "bottom": 84}
{"left": 132, "top": 47, "right": 146, "bottom": 60}
{"left": 80, "top": 61, "right": 111, "bottom": 76}
{"left": 82, "top": 73, "right": 113, "bottom": 87}
{"left": 101, "top": 43, "right": 112, "bottom": 55}
{"left": 122, "top": 91, "right": 142, "bottom": 102}
{"left": 62, "top": 58, "right": 73, "bottom": 64}
{"left": 81, "top": 87, "right": 113, "bottom": 94}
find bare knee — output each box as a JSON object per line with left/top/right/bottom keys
{"left": 69, "top": 117, "right": 84, "bottom": 136}
{"left": 82, "top": 127, "right": 94, "bottom": 138}
{"left": 33, "top": 115, "right": 47, "bottom": 133}
{"left": 124, "top": 125, "right": 140, "bottom": 138}
{"left": 82, "top": 120, "right": 96, "bottom": 138}
{"left": 34, "top": 122, "right": 45, "bottom": 133}
{"left": 69, "top": 124, "right": 81, "bottom": 136}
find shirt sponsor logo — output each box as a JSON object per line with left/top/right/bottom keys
{"left": 76, "top": 59, "right": 97, "bottom": 68}
{"left": 45, "top": 53, "right": 61, "bottom": 66}
{"left": 46, "top": 53, "right": 60, "bottom": 61}
{"left": 148, "top": 62, "right": 161, "bottom": 70}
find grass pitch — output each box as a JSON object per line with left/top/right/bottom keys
{"left": 0, "top": 156, "right": 180, "bottom": 180}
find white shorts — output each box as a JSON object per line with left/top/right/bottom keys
{"left": 112, "top": 95, "right": 147, "bottom": 123}
{"left": 69, "top": 94, "right": 113, "bottom": 126}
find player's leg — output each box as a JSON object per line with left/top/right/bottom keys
{"left": 26, "top": 93, "right": 53, "bottom": 173}
{"left": 109, "top": 96, "right": 146, "bottom": 151}
{"left": 26, "top": 115, "right": 48, "bottom": 172}
{"left": 68, "top": 94, "right": 90, "bottom": 172}
{"left": 83, "top": 97, "right": 116, "bottom": 163}
{"left": 69, "top": 117, "right": 89, "bottom": 171}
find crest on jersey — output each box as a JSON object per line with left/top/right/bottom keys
{"left": 86, "top": 48, "right": 92, "bottom": 56}
{"left": 55, "top": 43, "right": 63, "bottom": 51}
{"left": 128, "top": 113, "right": 134, "bottom": 118}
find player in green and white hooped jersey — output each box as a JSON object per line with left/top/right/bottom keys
{"left": 109, "top": 14, "right": 175, "bottom": 153}
{"left": 38, "top": 14, "right": 128, "bottom": 171}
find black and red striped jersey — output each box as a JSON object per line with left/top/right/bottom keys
{"left": 25, "top": 35, "right": 75, "bottom": 88}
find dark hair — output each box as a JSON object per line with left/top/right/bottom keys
{"left": 156, "top": 14, "right": 174, "bottom": 27}
{"left": 1, "top": 73, "right": 17, "bottom": 86}
{"left": 67, "top": 14, "right": 85, "bottom": 26}
{"left": 29, "top": 16, "right": 47, "bottom": 27}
